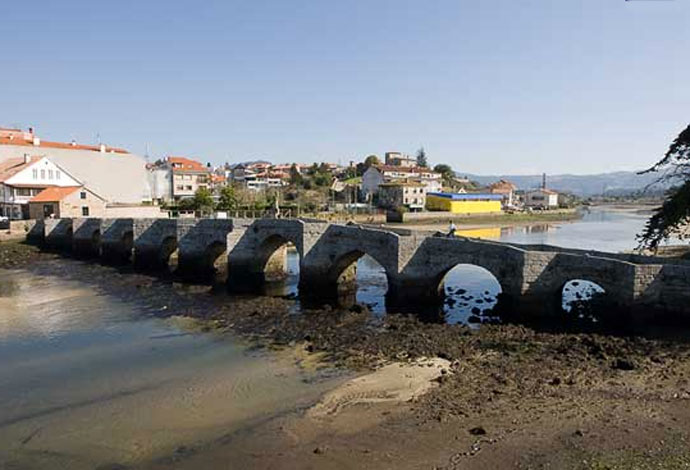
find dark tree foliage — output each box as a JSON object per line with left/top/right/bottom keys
{"left": 416, "top": 147, "right": 428, "bottom": 168}
{"left": 638, "top": 124, "right": 690, "bottom": 250}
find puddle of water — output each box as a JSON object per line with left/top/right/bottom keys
{"left": 0, "top": 268, "right": 345, "bottom": 470}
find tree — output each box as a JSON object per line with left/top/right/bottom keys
{"left": 216, "top": 185, "right": 238, "bottom": 211}
{"left": 433, "top": 164, "right": 453, "bottom": 178}
{"left": 193, "top": 187, "right": 215, "bottom": 215}
{"left": 363, "top": 155, "right": 380, "bottom": 168}
{"left": 637, "top": 124, "right": 690, "bottom": 250}
{"left": 416, "top": 147, "right": 428, "bottom": 168}
{"left": 289, "top": 163, "right": 303, "bottom": 186}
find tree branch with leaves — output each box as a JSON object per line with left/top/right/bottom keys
{"left": 637, "top": 124, "right": 690, "bottom": 250}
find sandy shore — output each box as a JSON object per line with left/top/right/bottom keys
{"left": 3, "top": 242, "right": 690, "bottom": 469}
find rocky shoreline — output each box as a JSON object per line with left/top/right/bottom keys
{"left": 3, "top": 240, "right": 690, "bottom": 468}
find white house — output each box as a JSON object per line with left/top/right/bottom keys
{"left": 525, "top": 188, "right": 559, "bottom": 209}
{"left": 0, "top": 155, "right": 82, "bottom": 219}
{"left": 362, "top": 165, "right": 442, "bottom": 198}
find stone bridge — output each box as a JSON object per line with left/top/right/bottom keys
{"left": 26, "top": 217, "right": 690, "bottom": 319}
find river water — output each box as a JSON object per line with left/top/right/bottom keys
{"left": 0, "top": 206, "right": 653, "bottom": 468}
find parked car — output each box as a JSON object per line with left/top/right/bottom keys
{"left": 0, "top": 215, "right": 9, "bottom": 230}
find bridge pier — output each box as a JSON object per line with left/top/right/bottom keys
{"left": 133, "top": 219, "right": 178, "bottom": 270}
{"left": 177, "top": 219, "right": 234, "bottom": 283}
{"left": 226, "top": 219, "right": 315, "bottom": 293}
{"left": 72, "top": 218, "right": 102, "bottom": 258}
{"left": 26, "top": 220, "right": 45, "bottom": 245}
{"left": 101, "top": 218, "right": 134, "bottom": 264}
{"left": 44, "top": 218, "right": 73, "bottom": 252}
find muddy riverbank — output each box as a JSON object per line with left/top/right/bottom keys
{"left": 3, "top": 241, "right": 690, "bottom": 468}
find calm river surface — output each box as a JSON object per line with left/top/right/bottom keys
{"left": 0, "top": 206, "right": 652, "bottom": 468}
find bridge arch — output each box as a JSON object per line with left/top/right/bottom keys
{"left": 205, "top": 240, "right": 228, "bottom": 283}
{"left": 520, "top": 252, "right": 636, "bottom": 316}
{"left": 160, "top": 236, "right": 178, "bottom": 271}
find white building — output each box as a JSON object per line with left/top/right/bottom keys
{"left": 525, "top": 188, "right": 559, "bottom": 209}
{"left": 0, "top": 156, "right": 82, "bottom": 219}
{"left": 362, "top": 165, "right": 442, "bottom": 198}
{"left": 0, "top": 127, "right": 152, "bottom": 204}
{"left": 384, "top": 152, "right": 417, "bottom": 168}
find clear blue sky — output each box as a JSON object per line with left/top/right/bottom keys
{"left": 2, "top": 0, "right": 689, "bottom": 174}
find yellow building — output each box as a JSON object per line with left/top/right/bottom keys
{"left": 426, "top": 192, "right": 503, "bottom": 214}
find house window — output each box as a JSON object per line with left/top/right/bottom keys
{"left": 40, "top": 169, "right": 45, "bottom": 179}
{"left": 185, "top": 185, "right": 192, "bottom": 190}
{"left": 80, "top": 191, "right": 87, "bottom": 200}
{"left": 82, "top": 206, "right": 90, "bottom": 216}
{"left": 32, "top": 169, "right": 38, "bottom": 179}
{"left": 56, "top": 171, "right": 61, "bottom": 180}
{"left": 48, "top": 170, "right": 54, "bottom": 179}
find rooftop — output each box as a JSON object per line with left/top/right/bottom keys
{"left": 168, "top": 156, "right": 208, "bottom": 172}
{"left": 374, "top": 165, "right": 440, "bottom": 175}
{"left": 30, "top": 186, "right": 81, "bottom": 202}
{"left": 0, "top": 157, "right": 35, "bottom": 182}
{"left": 0, "top": 127, "right": 129, "bottom": 154}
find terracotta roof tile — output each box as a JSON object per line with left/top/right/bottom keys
{"left": 0, "top": 136, "right": 129, "bottom": 154}
{"left": 0, "top": 158, "right": 35, "bottom": 182}
{"left": 30, "top": 186, "right": 81, "bottom": 202}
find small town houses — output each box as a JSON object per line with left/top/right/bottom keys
{"left": 1, "top": 124, "right": 564, "bottom": 220}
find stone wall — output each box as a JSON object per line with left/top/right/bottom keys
{"left": 44, "top": 218, "right": 73, "bottom": 251}
{"left": 176, "top": 219, "right": 234, "bottom": 281}
{"left": 72, "top": 218, "right": 102, "bottom": 258}
{"left": 101, "top": 218, "right": 134, "bottom": 263}
{"left": 133, "top": 218, "right": 178, "bottom": 269}
{"left": 22, "top": 217, "right": 690, "bottom": 319}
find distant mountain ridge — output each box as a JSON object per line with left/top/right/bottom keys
{"left": 464, "top": 171, "right": 670, "bottom": 196}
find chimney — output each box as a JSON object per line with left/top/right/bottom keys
{"left": 542, "top": 173, "right": 546, "bottom": 190}
{"left": 71, "top": 139, "right": 77, "bottom": 147}
{"left": 23, "top": 154, "right": 30, "bottom": 164}
{"left": 99, "top": 143, "right": 106, "bottom": 153}
{"left": 32, "top": 136, "right": 41, "bottom": 146}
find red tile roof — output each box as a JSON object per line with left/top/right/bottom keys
{"left": 168, "top": 156, "right": 208, "bottom": 172}
{"left": 30, "top": 186, "right": 81, "bottom": 202}
{"left": 0, "top": 136, "right": 129, "bottom": 154}
{"left": 0, "top": 157, "right": 35, "bottom": 182}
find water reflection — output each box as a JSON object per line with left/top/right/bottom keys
{"left": 0, "top": 266, "right": 344, "bottom": 470}
{"left": 441, "top": 264, "right": 502, "bottom": 325}
{"left": 562, "top": 279, "right": 606, "bottom": 320}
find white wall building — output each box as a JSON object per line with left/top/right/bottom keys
{"left": 525, "top": 189, "right": 559, "bottom": 209}
{"left": 0, "top": 156, "right": 81, "bottom": 219}
{"left": 362, "top": 165, "right": 442, "bottom": 198}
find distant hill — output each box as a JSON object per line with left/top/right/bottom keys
{"left": 464, "top": 171, "right": 672, "bottom": 197}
